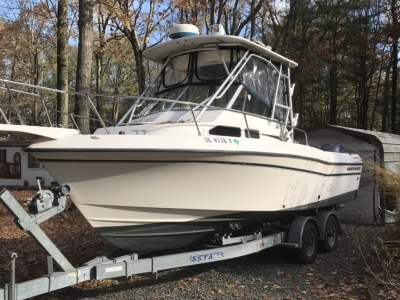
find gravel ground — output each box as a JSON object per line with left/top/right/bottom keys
{"left": 31, "top": 223, "right": 393, "bottom": 300}
{"left": 2, "top": 190, "right": 396, "bottom": 299}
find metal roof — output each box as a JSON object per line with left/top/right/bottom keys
{"left": 328, "top": 125, "right": 400, "bottom": 164}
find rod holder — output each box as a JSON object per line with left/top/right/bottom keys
{"left": 8, "top": 252, "right": 18, "bottom": 300}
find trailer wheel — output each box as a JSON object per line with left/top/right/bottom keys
{"left": 319, "top": 216, "right": 338, "bottom": 253}
{"left": 297, "top": 222, "right": 318, "bottom": 264}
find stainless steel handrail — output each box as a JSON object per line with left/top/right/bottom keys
{"left": 243, "top": 113, "right": 251, "bottom": 138}
{"left": 189, "top": 104, "right": 201, "bottom": 136}
{"left": 39, "top": 94, "right": 52, "bottom": 127}
{"left": 3, "top": 81, "right": 24, "bottom": 125}
{"left": 0, "top": 108, "right": 9, "bottom": 124}
{"left": 195, "top": 52, "right": 290, "bottom": 124}
{"left": 0, "top": 79, "right": 308, "bottom": 144}
{"left": 125, "top": 96, "right": 307, "bottom": 144}
{"left": 84, "top": 94, "right": 110, "bottom": 134}
{"left": 0, "top": 79, "right": 132, "bottom": 132}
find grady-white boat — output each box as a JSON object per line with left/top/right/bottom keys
{"left": 0, "top": 25, "right": 362, "bottom": 253}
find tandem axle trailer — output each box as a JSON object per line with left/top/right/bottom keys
{"left": 0, "top": 185, "right": 340, "bottom": 300}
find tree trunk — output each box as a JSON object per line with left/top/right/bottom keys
{"left": 297, "top": 77, "right": 304, "bottom": 128}
{"left": 130, "top": 39, "right": 146, "bottom": 94}
{"left": 370, "top": 61, "right": 384, "bottom": 130}
{"left": 361, "top": 63, "right": 369, "bottom": 130}
{"left": 250, "top": 0, "right": 256, "bottom": 39}
{"left": 391, "top": 40, "right": 398, "bottom": 134}
{"left": 95, "top": 53, "right": 103, "bottom": 118}
{"left": 329, "top": 22, "right": 339, "bottom": 126}
{"left": 282, "top": 0, "right": 295, "bottom": 49}
{"left": 210, "top": 0, "right": 215, "bottom": 26}
{"left": 390, "top": 0, "right": 398, "bottom": 133}
{"left": 381, "top": 63, "right": 391, "bottom": 132}
{"left": 329, "top": 63, "right": 337, "bottom": 125}
{"left": 75, "top": 0, "right": 94, "bottom": 134}
{"left": 113, "top": 87, "right": 120, "bottom": 123}
{"left": 354, "top": 68, "right": 360, "bottom": 128}
{"left": 32, "top": 52, "right": 39, "bottom": 125}
{"left": 136, "top": 52, "right": 146, "bottom": 94}
{"left": 57, "top": 0, "right": 69, "bottom": 127}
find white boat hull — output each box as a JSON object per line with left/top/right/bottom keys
{"left": 27, "top": 134, "right": 362, "bottom": 252}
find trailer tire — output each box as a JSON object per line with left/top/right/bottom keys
{"left": 319, "top": 216, "right": 338, "bottom": 253}
{"left": 297, "top": 222, "right": 318, "bottom": 264}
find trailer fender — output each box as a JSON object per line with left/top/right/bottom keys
{"left": 315, "top": 211, "right": 340, "bottom": 240}
{"left": 287, "top": 216, "right": 319, "bottom": 249}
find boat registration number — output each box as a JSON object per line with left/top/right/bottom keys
{"left": 204, "top": 137, "right": 239, "bottom": 145}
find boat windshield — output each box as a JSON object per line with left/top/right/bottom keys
{"left": 134, "top": 46, "right": 290, "bottom": 123}
{"left": 238, "top": 56, "right": 289, "bottom": 121}
{"left": 138, "top": 48, "right": 240, "bottom": 116}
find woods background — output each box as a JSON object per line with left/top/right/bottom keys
{"left": 0, "top": 0, "right": 399, "bottom": 133}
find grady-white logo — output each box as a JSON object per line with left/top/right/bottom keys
{"left": 347, "top": 167, "right": 361, "bottom": 171}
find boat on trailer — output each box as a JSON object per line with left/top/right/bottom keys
{"left": 0, "top": 24, "right": 362, "bottom": 254}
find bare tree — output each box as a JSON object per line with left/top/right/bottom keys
{"left": 105, "top": 0, "right": 172, "bottom": 94}
{"left": 75, "top": 0, "right": 94, "bottom": 133}
{"left": 389, "top": 0, "right": 398, "bottom": 133}
{"left": 182, "top": 0, "right": 262, "bottom": 37}
{"left": 57, "top": 0, "right": 69, "bottom": 127}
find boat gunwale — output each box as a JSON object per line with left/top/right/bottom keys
{"left": 27, "top": 148, "right": 363, "bottom": 168}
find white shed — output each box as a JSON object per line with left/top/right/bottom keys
{"left": 298, "top": 125, "right": 400, "bottom": 224}
{"left": 0, "top": 136, "right": 55, "bottom": 187}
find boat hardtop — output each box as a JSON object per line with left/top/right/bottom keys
{"left": 107, "top": 24, "right": 301, "bottom": 144}
{"left": 143, "top": 34, "right": 298, "bottom": 68}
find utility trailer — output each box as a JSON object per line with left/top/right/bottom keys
{"left": 0, "top": 185, "right": 340, "bottom": 300}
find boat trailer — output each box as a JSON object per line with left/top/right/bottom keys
{"left": 0, "top": 184, "right": 340, "bottom": 300}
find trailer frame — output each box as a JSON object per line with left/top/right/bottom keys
{"left": 0, "top": 187, "right": 339, "bottom": 300}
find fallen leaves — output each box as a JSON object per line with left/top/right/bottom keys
{"left": 271, "top": 284, "right": 282, "bottom": 290}
{"left": 1, "top": 191, "right": 399, "bottom": 300}
{"left": 232, "top": 292, "right": 245, "bottom": 298}
{"left": 211, "top": 286, "right": 223, "bottom": 294}
{"left": 227, "top": 280, "right": 240, "bottom": 288}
